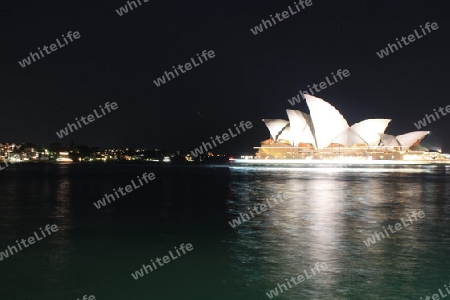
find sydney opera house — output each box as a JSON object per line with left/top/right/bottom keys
{"left": 245, "top": 95, "right": 449, "bottom": 164}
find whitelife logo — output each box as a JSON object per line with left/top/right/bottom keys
{"left": 76, "top": 296, "right": 95, "bottom": 300}
{"left": 18, "top": 31, "right": 81, "bottom": 68}
{"left": 0, "top": 224, "right": 58, "bottom": 262}
{"left": 228, "top": 192, "right": 290, "bottom": 228}
{"left": 363, "top": 210, "right": 425, "bottom": 247}
{"left": 287, "top": 69, "right": 350, "bottom": 106}
{"left": 190, "top": 121, "right": 253, "bottom": 157}
{"left": 250, "top": 0, "right": 313, "bottom": 35}
{"left": 115, "top": 0, "right": 149, "bottom": 16}
{"left": 265, "top": 262, "right": 328, "bottom": 298}
{"left": 376, "top": 22, "right": 439, "bottom": 59}
{"left": 55, "top": 102, "right": 118, "bottom": 139}
{"left": 414, "top": 105, "right": 450, "bottom": 129}
{"left": 420, "top": 283, "right": 450, "bottom": 300}
{"left": 93, "top": 172, "right": 155, "bottom": 209}
{"left": 153, "top": 50, "right": 215, "bottom": 87}
{"left": 131, "top": 243, "right": 193, "bottom": 280}
{"left": 0, "top": 159, "right": 19, "bottom": 172}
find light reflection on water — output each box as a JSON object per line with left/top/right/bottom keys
{"left": 0, "top": 164, "right": 449, "bottom": 299}
{"left": 227, "top": 166, "right": 450, "bottom": 299}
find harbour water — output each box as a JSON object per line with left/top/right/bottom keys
{"left": 0, "top": 163, "right": 449, "bottom": 299}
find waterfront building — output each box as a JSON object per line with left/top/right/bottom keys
{"left": 253, "top": 95, "right": 448, "bottom": 162}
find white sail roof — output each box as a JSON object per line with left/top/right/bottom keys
{"left": 380, "top": 134, "right": 400, "bottom": 147}
{"left": 261, "top": 96, "right": 429, "bottom": 150}
{"left": 351, "top": 119, "right": 391, "bottom": 146}
{"left": 332, "top": 128, "right": 366, "bottom": 146}
{"left": 396, "top": 131, "right": 429, "bottom": 147}
{"left": 305, "top": 94, "right": 349, "bottom": 149}
{"left": 286, "top": 110, "right": 317, "bottom": 147}
{"left": 262, "top": 119, "right": 289, "bottom": 141}
{"left": 277, "top": 126, "right": 294, "bottom": 145}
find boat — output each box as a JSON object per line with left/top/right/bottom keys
{"left": 56, "top": 152, "right": 73, "bottom": 163}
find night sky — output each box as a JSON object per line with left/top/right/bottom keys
{"left": 2, "top": 0, "right": 449, "bottom": 155}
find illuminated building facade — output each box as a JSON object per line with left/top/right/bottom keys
{"left": 253, "top": 95, "right": 448, "bottom": 162}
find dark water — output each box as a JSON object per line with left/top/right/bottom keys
{"left": 0, "top": 163, "right": 449, "bottom": 300}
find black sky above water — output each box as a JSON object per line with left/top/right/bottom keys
{"left": 1, "top": 0, "right": 449, "bottom": 155}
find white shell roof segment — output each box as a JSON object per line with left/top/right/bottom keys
{"left": 351, "top": 119, "right": 391, "bottom": 146}
{"left": 396, "top": 131, "right": 430, "bottom": 147}
{"left": 379, "top": 134, "right": 400, "bottom": 147}
{"left": 261, "top": 95, "right": 429, "bottom": 150}
{"left": 262, "top": 119, "right": 289, "bottom": 141}
{"left": 277, "top": 126, "right": 294, "bottom": 145}
{"left": 286, "top": 109, "right": 317, "bottom": 147}
{"left": 304, "top": 94, "right": 349, "bottom": 148}
{"left": 332, "top": 128, "right": 366, "bottom": 146}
